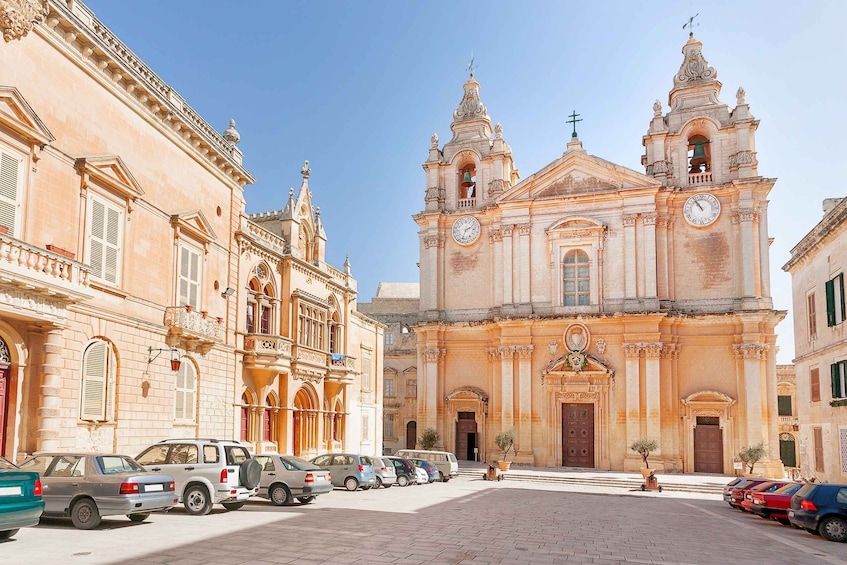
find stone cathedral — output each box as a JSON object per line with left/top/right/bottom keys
{"left": 409, "top": 35, "right": 785, "bottom": 474}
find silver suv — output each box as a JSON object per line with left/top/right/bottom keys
{"left": 136, "top": 439, "right": 261, "bottom": 515}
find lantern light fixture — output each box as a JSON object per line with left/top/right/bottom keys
{"left": 148, "top": 346, "right": 182, "bottom": 372}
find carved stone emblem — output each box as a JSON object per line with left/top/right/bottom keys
{"left": 674, "top": 38, "right": 717, "bottom": 87}
{"left": 1, "top": 0, "right": 49, "bottom": 42}
{"left": 595, "top": 338, "right": 606, "bottom": 354}
{"left": 453, "top": 77, "right": 488, "bottom": 122}
{"left": 564, "top": 323, "right": 590, "bottom": 352}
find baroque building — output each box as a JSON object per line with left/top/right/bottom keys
{"left": 386, "top": 34, "right": 785, "bottom": 474}
{"left": 783, "top": 197, "right": 847, "bottom": 482}
{"left": 0, "top": 0, "right": 381, "bottom": 461}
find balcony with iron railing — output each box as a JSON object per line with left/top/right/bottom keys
{"left": 164, "top": 306, "right": 224, "bottom": 354}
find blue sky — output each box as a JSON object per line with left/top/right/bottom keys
{"left": 83, "top": 1, "right": 846, "bottom": 364}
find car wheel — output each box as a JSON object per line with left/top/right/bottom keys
{"left": 297, "top": 496, "right": 315, "bottom": 504}
{"left": 345, "top": 477, "right": 359, "bottom": 491}
{"left": 269, "top": 484, "right": 292, "bottom": 506}
{"left": 438, "top": 471, "right": 445, "bottom": 482}
{"left": 819, "top": 516, "right": 847, "bottom": 542}
{"left": 397, "top": 475, "right": 409, "bottom": 487}
{"left": 0, "top": 529, "right": 19, "bottom": 540}
{"left": 128, "top": 513, "right": 150, "bottom": 523}
{"left": 374, "top": 476, "right": 383, "bottom": 489}
{"left": 222, "top": 502, "right": 246, "bottom": 511}
{"left": 71, "top": 498, "right": 102, "bottom": 530}
{"left": 184, "top": 484, "right": 213, "bottom": 516}
{"left": 240, "top": 459, "right": 262, "bottom": 489}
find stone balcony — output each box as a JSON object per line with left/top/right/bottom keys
{"left": 328, "top": 353, "right": 357, "bottom": 383}
{"left": 243, "top": 333, "right": 293, "bottom": 373}
{"left": 687, "top": 171, "right": 713, "bottom": 185}
{"left": 457, "top": 197, "right": 476, "bottom": 209}
{"left": 163, "top": 306, "right": 224, "bottom": 354}
{"left": 779, "top": 415, "right": 799, "bottom": 432}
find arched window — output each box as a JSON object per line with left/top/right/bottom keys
{"left": 240, "top": 392, "right": 250, "bottom": 442}
{"left": 80, "top": 340, "right": 117, "bottom": 422}
{"left": 458, "top": 163, "right": 477, "bottom": 201}
{"left": 562, "top": 250, "right": 590, "bottom": 306}
{"left": 174, "top": 360, "right": 197, "bottom": 422}
{"left": 687, "top": 134, "right": 711, "bottom": 173}
{"left": 246, "top": 264, "right": 276, "bottom": 335}
{"left": 263, "top": 395, "right": 275, "bottom": 442}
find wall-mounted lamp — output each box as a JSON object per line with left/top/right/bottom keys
{"left": 148, "top": 346, "right": 182, "bottom": 372}
{"left": 221, "top": 287, "right": 236, "bottom": 298}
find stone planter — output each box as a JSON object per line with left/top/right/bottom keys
{"left": 497, "top": 460, "right": 512, "bottom": 472}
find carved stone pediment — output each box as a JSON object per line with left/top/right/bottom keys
{"left": 171, "top": 210, "right": 217, "bottom": 249}
{"left": 0, "top": 85, "right": 54, "bottom": 160}
{"left": 0, "top": 0, "right": 49, "bottom": 42}
{"left": 76, "top": 156, "right": 145, "bottom": 212}
{"left": 535, "top": 173, "right": 621, "bottom": 198}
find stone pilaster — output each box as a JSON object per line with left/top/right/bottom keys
{"left": 734, "top": 342, "right": 767, "bottom": 447}
{"left": 498, "top": 346, "right": 515, "bottom": 429}
{"left": 643, "top": 213, "right": 658, "bottom": 298}
{"left": 622, "top": 343, "right": 642, "bottom": 450}
{"left": 622, "top": 214, "right": 638, "bottom": 299}
{"left": 37, "top": 328, "right": 63, "bottom": 452}
{"left": 645, "top": 343, "right": 663, "bottom": 449}
{"left": 502, "top": 225, "right": 514, "bottom": 305}
{"left": 516, "top": 345, "right": 533, "bottom": 452}
{"left": 422, "top": 347, "right": 444, "bottom": 430}
{"left": 518, "top": 224, "right": 531, "bottom": 304}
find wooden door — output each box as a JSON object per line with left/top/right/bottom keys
{"left": 406, "top": 421, "right": 416, "bottom": 449}
{"left": 455, "top": 413, "right": 477, "bottom": 461}
{"left": 562, "top": 403, "right": 594, "bottom": 468}
{"left": 694, "top": 425, "right": 723, "bottom": 473}
{"left": 0, "top": 366, "right": 7, "bottom": 455}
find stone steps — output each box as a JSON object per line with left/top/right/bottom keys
{"left": 457, "top": 468, "right": 725, "bottom": 494}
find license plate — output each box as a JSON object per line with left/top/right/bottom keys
{"left": 0, "top": 486, "right": 22, "bottom": 496}
{"left": 144, "top": 484, "right": 164, "bottom": 492}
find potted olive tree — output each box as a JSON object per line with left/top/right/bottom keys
{"left": 737, "top": 442, "right": 768, "bottom": 477}
{"left": 418, "top": 427, "right": 440, "bottom": 450}
{"left": 495, "top": 428, "right": 517, "bottom": 471}
{"left": 630, "top": 439, "right": 659, "bottom": 479}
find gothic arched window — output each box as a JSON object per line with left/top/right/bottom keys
{"left": 562, "top": 250, "right": 590, "bottom": 306}
{"left": 246, "top": 264, "right": 276, "bottom": 335}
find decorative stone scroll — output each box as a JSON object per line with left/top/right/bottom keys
{"left": 424, "top": 236, "right": 445, "bottom": 249}
{"left": 674, "top": 36, "right": 717, "bottom": 87}
{"left": 733, "top": 342, "right": 768, "bottom": 360}
{"left": 622, "top": 214, "right": 638, "bottom": 228}
{"left": 731, "top": 209, "right": 758, "bottom": 224}
{"left": 453, "top": 76, "right": 488, "bottom": 123}
{"left": 622, "top": 343, "right": 642, "bottom": 358}
{"left": 293, "top": 370, "right": 324, "bottom": 384}
{"left": 644, "top": 342, "right": 664, "bottom": 358}
{"left": 729, "top": 150, "right": 757, "bottom": 172}
{"left": 488, "top": 178, "right": 507, "bottom": 197}
{"left": 0, "top": 0, "right": 48, "bottom": 42}
{"left": 425, "top": 187, "right": 445, "bottom": 203}
{"left": 422, "top": 348, "right": 444, "bottom": 362}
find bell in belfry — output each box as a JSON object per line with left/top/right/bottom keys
{"left": 461, "top": 170, "right": 475, "bottom": 188}
{"left": 689, "top": 140, "right": 709, "bottom": 172}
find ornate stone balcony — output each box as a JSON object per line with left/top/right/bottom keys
{"left": 328, "top": 353, "right": 356, "bottom": 383}
{"left": 779, "top": 415, "right": 799, "bottom": 431}
{"left": 243, "top": 333, "right": 293, "bottom": 374}
{"left": 457, "top": 197, "right": 476, "bottom": 209}
{"left": 163, "top": 306, "right": 223, "bottom": 354}
{"left": 688, "top": 171, "right": 713, "bottom": 185}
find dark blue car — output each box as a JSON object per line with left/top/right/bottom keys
{"left": 409, "top": 458, "right": 439, "bottom": 483}
{"left": 789, "top": 483, "right": 847, "bottom": 542}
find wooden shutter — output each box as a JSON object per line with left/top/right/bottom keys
{"left": 104, "top": 207, "right": 120, "bottom": 283}
{"left": 777, "top": 395, "right": 792, "bottom": 416}
{"left": 814, "top": 427, "right": 824, "bottom": 472}
{"left": 89, "top": 197, "right": 121, "bottom": 283}
{"left": 178, "top": 245, "right": 200, "bottom": 309}
{"left": 837, "top": 274, "right": 846, "bottom": 325}
{"left": 808, "top": 293, "right": 817, "bottom": 338}
{"left": 0, "top": 152, "right": 20, "bottom": 235}
{"left": 89, "top": 199, "right": 105, "bottom": 279}
{"left": 811, "top": 367, "right": 821, "bottom": 402}
{"left": 827, "top": 278, "right": 837, "bottom": 326}
{"left": 175, "top": 363, "right": 196, "bottom": 421}
{"left": 833, "top": 363, "right": 843, "bottom": 400}
{"left": 80, "top": 342, "right": 108, "bottom": 420}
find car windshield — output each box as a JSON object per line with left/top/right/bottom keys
{"left": 19, "top": 456, "right": 53, "bottom": 475}
{"left": 774, "top": 483, "right": 802, "bottom": 495}
{"left": 282, "top": 456, "right": 320, "bottom": 471}
{"left": 0, "top": 456, "right": 18, "bottom": 470}
{"left": 97, "top": 455, "right": 145, "bottom": 474}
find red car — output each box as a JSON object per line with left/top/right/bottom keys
{"left": 750, "top": 482, "right": 803, "bottom": 524}
{"left": 740, "top": 481, "right": 792, "bottom": 512}
{"left": 728, "top": 478, "right": 775, "bottom": 509}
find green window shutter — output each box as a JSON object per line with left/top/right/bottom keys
{"left": 827, "top": 278, "right": 837, "bottom": 326}
{"left": 834, "top": 363, "right": 843, "bottom": 399}
{"left": 838, "top": 274, "right": 846, "bottom": 324}
{"left": 777, "top": 395, "right": 792, "bottom": 416}
{"left": 81, "top": 342, "right": 108, "bottom": 420}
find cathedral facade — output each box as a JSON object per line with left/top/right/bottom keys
{"left": 411, "top": 35, "right": 785, "bottom": 474}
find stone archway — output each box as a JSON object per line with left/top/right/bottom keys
{"left": 681, "top": 390, "right": 736, "bottom": 474}
{"left": 445, "top": 387, "right": 488, "bottom": 461}
{"left": 293, "top": 384, "right": 319, "bottom": 457}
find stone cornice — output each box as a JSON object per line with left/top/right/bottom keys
{"left": 783, "top": 197, "right": 847, "bottom": 272}
{"left": 35, "top": 0, "right": 254, "bottom": 187}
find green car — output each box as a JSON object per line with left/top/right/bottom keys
{"left": 0, "top": 456, "right": 44, "bottom": 540}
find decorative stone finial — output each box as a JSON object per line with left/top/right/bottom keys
{"left": 653, "top": 99, "right": 662, "bottom": 117}
{"left": 222, "top": 119, "right": 240, "bottom": 144}
{"left": 736, "top": 86, "right": 746, "bottom": 105}
{"left": 301, "top": 160, "right": 311, "bottom": 179}
{"left": 430, "top": 132, "right": 438, "bottom": 148}
{"left": 289, "top": 187, "right": 295, "bottom": 198}
{"left": 453, "top": 76, "right": 488, "bottom": 123}
{"left": 674, "top": 36, "right": 717, "bottom": 87}
{"left": 315, "top": 207, "right": 321, "bottom": 218}
{"left": 1, "top": 0, "right": 49, "bottom": 42}
{"left": 495, "top": 122, "right": 503, "bottom": 139}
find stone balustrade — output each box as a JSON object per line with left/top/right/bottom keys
{"left": 457, "top": 198, "right": 476, "bottom": 209}
{"left": 244, "top": 334, "right": 292, "bottom": 356}
{"left": 163, "top": 306, "right": 224, "bottom": 342}
{"left": 688, "top": 171, "right": 713, "bottom": 185}
{"left": 0, "top": 234, "right": 90, "bottom": 292}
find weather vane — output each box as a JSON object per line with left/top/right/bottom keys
{"left": 467, "top": 52, "right": 475, "bottom": 77}
{"left": 683, "top": 12, "right": 699, "bottom": 37}
{"left": 566, "top": 110, "right": 582, "bottom": 138}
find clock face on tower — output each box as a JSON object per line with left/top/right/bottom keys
{"left": 451, "top": 215, "right": 481, "bottom": 245}
{"left": 683, "top": 193, "right": 721, "bottom": 227}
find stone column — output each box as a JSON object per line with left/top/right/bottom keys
{"left": 421, "top": 236, "right": 443, "bottom": 312}
{"left": 517, "top": 345, "right": 533, "bottom": 452}
{"left": 422, "top": 347, "right": 442, "bottom": 430}
{"left": 645, "top": 343, "right": 663, "bottom": 449}
{"left": 734, "top": 343, "right": 767, "bottom": 446}
{"left": 502, "top": 226, "right": 514, "bottom": 305}
{"left": 518, "top": 224, "right": 531, "bottom": 304}
{"left": 499, "top": 346, "right": 515, "bottom": 429}
{"left": 622, "top": 214, "right": 638, "bottom": 300}
{"left": 643, "top": 213, "right": 658, "bottom": 298}
{"left": 37, "top": 328, "right": 63, "bottom": 452}
{"left": 491, "top": 229, "right": 503, "bottom": 307}
{"left": 623, "top": 343, "right": 642, "bottom": 449}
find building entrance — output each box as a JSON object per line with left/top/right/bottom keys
{"left": 694, "top": 416, "right": 723, "bottom": 473}
{"left": 455, "top": 412, "right": 477, "bottom": 460}
{"left": 562, "top": 403, "right": 594, "bottom": 468}
{"left": 0, "top": 366, "right": 7, "bottom": 455}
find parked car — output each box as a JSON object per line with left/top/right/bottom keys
{"left": 254, "top": 454, "right": 332, "bottom": 505}
{"left": 18, "top": 453, "right": 175, "bottom": 530}
{"left": 310, "top": 453, "right": 376, "bottom": 491}
{"left": 740, "top": 481, "right": 792, "bottom": 512}
{"left": 372, "top": 457, "right": 397, "bottom": 489}
{"left": 750, "top": 482, "right": 803, "bottom": 524}
{"left": 413, "top": 465, "right": 429, "bottom": 485}
{"left": 382, "top": 456, "right": 416, "bottom": 487}
{"left": 727, "top": 478, "right": 775, "bottom": 509}
{"left": 410, "top": 458, "right": 439, "bottom": 483}
{"left": 395, "top": 449, "right": 459, "bottom": 482}
{"left": 722, "top": 477, "right": 747, "bottom": 505}
{"left": 136, "top": 438, "right": 261, "bottom": 516}
{"left": 0, "top": 455, "right": 43, "bottom": 540}
{"left": 789, "top": 483, "right": 847, "bottom": 541}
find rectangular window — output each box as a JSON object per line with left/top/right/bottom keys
{"left": 246, "top": 299, "right": 255, "bottom": 334}
{"left": 406, "top": 378, "right": 417, "bottom": 398}
{"left": 363, "top": 414, "right": 370, "bottom": 441}
{"left": 808, "top": 292, "right": 817, "bottom": 339}
{"left": 297, "top": 303, "right": 326, "bottom": 349}
{"left": 777, "top": 395, "right": 792, "bottom": 416}
{"left": 385, "top": 378, "right": 395, "bottom": 397}
{"left": 385, "top": 333, "right": 395, "bottom": 346}
{"left": 178, "top": 245, "right": 201, "bottom": 309}
{"left": 362, "top": 351, "right": 371, "bottom": 391}
{"left": 384, "top": 414, "right": 395, "bottom": 438}
{"left": 89, "top": 195, "right": 123, "bottom": 284}
{"left": 811, "top": 367, "right": 821, "bottom": 402}
{"left": 0, "top": 149, "right": 22, "bottom": 236}
{"left": 833, "top": 361, "right": 847, "bottom": 400}
{"left": 827, "top": 273, "right": 846, "bottom": 326}
{"left": 814, "top": 427, "right": 824, "bottom": 472}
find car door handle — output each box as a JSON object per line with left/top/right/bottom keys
{"left": 71, "top": 483, "right": 79, "bottom": 487}
{"left": 150, "top": 467, "right": 161, "bottom": 472}
{"left": 268, "top": 473, "right": 275, "bottom": 476}
{"left": 184, "top": 466, "right": 195, "bottom": 471}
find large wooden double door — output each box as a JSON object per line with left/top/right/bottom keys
{"left": 694, "top": 422, "right": 723, "bottom": 473}
{"left": 562, "top": 403, "right": 594, "bottom": 468}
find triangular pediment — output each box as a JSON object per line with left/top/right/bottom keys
{"left": 170, "top": 210, "right": 216, "bottom": 246}
{"left": 498, "top": 150, "right": 659, "bottom": 203}
{"left": 75, "top": 155, "right": 145, "bottom": 203}
{"left": 545, "top": 353, "right": 612, "bottom": 375}
{"left": 0, "top": 86, "right": 55, "bottom": 147}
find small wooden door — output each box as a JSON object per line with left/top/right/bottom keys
{"left": 406, "top": 421, "right": 417, "bottom": 449}
{"left": 562, "top": 403, "right": 594, "bottom": 468}
{"left": 694, "top": 424, "right": 723, "bottom": 473}
{"left": 455, "top": 413, "right": 477, "bottom": 460}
